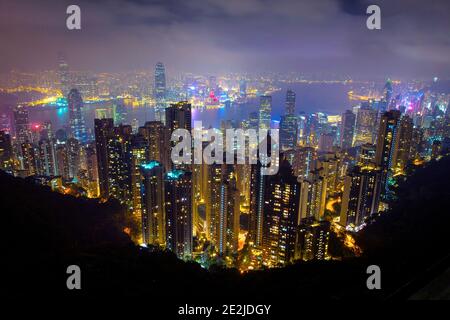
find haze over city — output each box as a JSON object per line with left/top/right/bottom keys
{"left": 1, "top": 0, "right": 450, "bottom": 78}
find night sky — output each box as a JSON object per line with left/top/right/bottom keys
{"left": 1, "top": 0, "right": 449, "bottom": 78}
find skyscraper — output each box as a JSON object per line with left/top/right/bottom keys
{"left": 262, "top": 158, "right": 300, "bottom": 267}
{"left": 340, "top": 165, "right": 381, "bottom": 231}
{"left": 0, "top": 131, "right": 13, "bottom": 173}
{"left": 280, "top": 90, "right": 298, "bottom": 151}
{"left": 391, "top": 115, "right": 413, "bottom": 175}
{"left": 94, "top": 118, "right": 114, "bottom": 199}
{"left": 340, "top": 110, "right": 356, "bottom": 149}
{"left": 354, "top": 104, "right": 377, "bottom": 146}
{"left": 66, "top": 138, "right": 81, "bottom": 179}
{"left": 154, "top": 62, "right": 167, "bottom": 124}
{"left": 13, "top": 105, "right": 30, "bottom": 144}
{"left": 107, "top": 125, "right": 133, "bottom": 205}
{"left": 375, "top": 110, "right": 401, "bottom": 199}
{"left": 295, "top": 220, "right": 330, "bottom": 261}
{"left": 68, "top": 89, "right": 88, "bottom": 144}
{"left": 259, "top": 95, "right": 272, "bottom": 130}
{"left": 165, "top": 102, "right": 192, "bottom": 170}
{"left": 164, "top": 170, "right": 192, "bottom": 259}
{"left": 37, "top": 139, "right": 56, "bottom": 177}
{"left": 298, "top": 168, "right": 327, "bottom": 222}
{"left": 141, "top": 121, "right": 168, "bottom": 169}
{"left": 140, "top": 161, "right": 165, "bottom": 246}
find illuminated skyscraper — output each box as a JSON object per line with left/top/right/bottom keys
{"left": 295, "top": 220, "right": 330, "bottom": 261}
{"left": 280, "top": 90, "right": 297, "bottom": 151}
{"left": 217, "top": 166, "right": 240, "bottom": 257}
{"left": 164, "top": 170, "right": 192, "bottom": 259}
{"left": 0, "top": 113, "right": 11, "bottom": 134}
{"left": 298, "top": 168, "right": 327, "bottom": 222}
{"left": 259, "top": 95, "right": 272, "bottom": 130}
{"left": 37, "top": 139, "right": 56, "bottom": 177}
{"left": 65, "top": 138, "right": 80, "bottom": 180}
{"left": 140, "top": 161, "right": 165, "bottom": 246}
{"left": 262, "top": 158, "right": 300, "bottom": 267}
{"left": 55, "top": 144, "right": 69, "bottom": 180}
{"left": 375, "top": 110, "right": 401, "bottom": 199}
{"left": 340, "top": 165, "right": 381, "bottom": 231}
{"left": 141, "top": 121, "right": 168, "bottom": 168}
{"left": 13, "top": 105, "right": 30, "bottom": 144}
{"left": 340, "top": 110, "right": 356, "bottom": 149}
{"left": 106, "top": 125, "right": 133, "bottom": 205}
{"left": 206, "top": 163, "right": 223, "bottom": 244}
{"left": 113, "top": 98, "right": 127, "bottom": 125}
{"left": 391, "top": 115, "right": 413, "bottom": 175}
{"left": 0, "top": 131, "right": 13, "bottom": 173}
{"left": 154, "top": 62, "right": 167, "bottom": 124}
{"left": 165, "top": 102, "right": 192, "bottom": 170}
{"left": 249, "top": 159, "right": 266, "bottom": 247}
{"left": 20, "top": 142, "right": 37, "bottom": 176}
{"left": 354, "top": 104, "right": 377, "bottom": 146}
{"left": 68, "top": 89, "right": 88, "bottom": 144}
{"left": 94, "top": 118, "right": 114, "bottom": 199}
{"left": 358, "top": 143, "right": 376, "bottom": 166}
{"left": 284, "top": 146, "right": 316, "bottom": 178}
{"left": 130, "top": 134, "right": 147, "bottom": 224}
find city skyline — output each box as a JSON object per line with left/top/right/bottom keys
{"left": 1, "top": 0, "right": 449, "bottom": 303}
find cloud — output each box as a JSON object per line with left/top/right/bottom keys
{"left": 0, "top": 0, "right": 449, "bottom": 77}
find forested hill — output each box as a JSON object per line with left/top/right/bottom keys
{"left": 1, "top": 157, "right": 450, "bottom": 300}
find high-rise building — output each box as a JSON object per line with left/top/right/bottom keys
{"left": 375, "top": 110, "right": 401, "bottom": 199}
{"left": 154, "top": 62, "right": 167, "bottom": 124}
{"left": 85, "top": 143, "right": 99, "bottom": 197}
{"left": 391, "top": 115, "right": 413, "bottom": 175}
{"left": 354, "top": 104, "right": 377, "bottom": 146}
{"left": 113, "top": 98, "right": 127, "bottom": 125}
{"left": 13, "top": 105, "right": 30, "bottom": 144}
{"left": 280, "top": 90, "right": 297, "bottom": 151}
{"left": 20, "top": 142, "right": 37, "bottom": 176}
{"left": 262, "top": 158, "right": 300, "bottom": 267}
{"left": 37, "top": 139, "right": 56, "bottom": 177}
{"left": 217, "top": 166, "right": 240, "bottom": 257}
{"left": 298, "top": 168, "right": 327, "bottom": 222}
{"left": 259, "top": 95, "right": 272, "bottom": 130}
{"left": 140, "top": 161, "right": 165, "bottom": 247}
{"left": 106, "top": 125, "right": 133, "bottom": 205}
{"left": 295, "top": 220, "right": 330, "bottom": 261}
{"left": 66, "top": 138, "right": 81, "bottom": 180}
{"left": 340, "top": 110, "right": 356, "bottom": 149}
{"left": 55, "top": 144, "right": 69, "bottom": 179}
{"left": 284, "top": 146, "right": 316, "bottom": 178}
{"left": 358, "top": 143, "right": 376, "bottom": 166}
{"left": 0, "top": 113, "right": 11, "bottom": 134}
{"left": 0, "top": 131, "right": 13, "bottom": 173}
{"left": 249, "top": 159, "right": 266, "bottom": 247}
{"left": 164, "top": 170, "right": 192, "bottom": 259}
{"left": 165, "top": 102, "right": 192, "bottom": 170}
{"left": 94, "top": 118, "right": 114, "bottom": 199}
{"left": 68, "top": 89, "right": 88, "bottom": 144}
{"left": 141, "top": 121, "right": 168, "bottom": 168}
{"left": 340, "top": 165, "right": 381, "bottom": 231}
